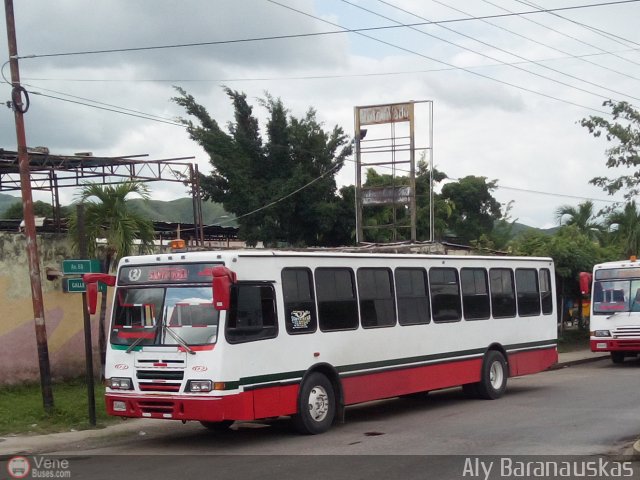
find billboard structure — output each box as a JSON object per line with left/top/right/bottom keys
{"left": 354, "top": 101, "right": 433, "bottom": 244}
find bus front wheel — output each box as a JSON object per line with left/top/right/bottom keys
{"left": 611, "top": 352, "right": 625, "bottom": 364}
{"left": 292, "top": 372, "right": 335, "bottom": 435}
{"left": 477, "top": 351, "right": 508, "bottom": 400}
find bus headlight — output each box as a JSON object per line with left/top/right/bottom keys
{"left": 106, "top": 377, "right": 133, "bottom": 390}
{"left": 593, "top": 330, "right": 611, "bottom": 337}
{"left": 186, "top": 380, "right": 212, "bottom": 392}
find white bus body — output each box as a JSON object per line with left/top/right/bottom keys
{"left": 101, "top": 250, "right": 557, "bottom": 434}
{"left": 590, "top": 258, "right": 640, "bottom": 364}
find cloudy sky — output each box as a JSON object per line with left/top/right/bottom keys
{"left": 2, "top": 0, "right": 639, "bottom": 229}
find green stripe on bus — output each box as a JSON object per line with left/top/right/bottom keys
{"left": 236, "top": 339, "right": 556, "bottom": 388}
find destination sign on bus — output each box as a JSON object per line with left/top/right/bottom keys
{"left": 594, "top": 267, "right": 640, "bottom": 280}
{"left": 118, "top": 263, "right": 222, "bottom": 285}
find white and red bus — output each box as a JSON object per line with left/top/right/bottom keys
{"left": 84, "top": 249, "right": 557, "bottom": 434}
{"left": 590, "top": 257, "right": 640, "bottom": 364}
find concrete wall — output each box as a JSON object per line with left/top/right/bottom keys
{"left": 0, "top": 232, "right": 108, "bottom": 385}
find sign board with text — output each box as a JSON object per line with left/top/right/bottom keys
{"left": 64, "top": 278, "right": 107, "bottom": 293}
{"left": 62, "top": 259, "right": 101, "bottom": 275}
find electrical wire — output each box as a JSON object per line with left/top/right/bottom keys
{"left": 515, "top": 0, "right": 640, "bottom": 51}
{"left": 23, "top": 83, "right": 182, "bottom": 125}
{"left": 346, "top": 0, "right": 640, "bottom": 104}
{"left": 444, "top": 0, "right": 640, "bottom": 83}
{"left": 20, "top": 45, "right": 640, "bottom": 84}
{"left": 268, "top": 0, "right": 610, "bottom": 115}
{"left": 28, "top": 91, "right": 185, "bottom": 127}
{"left": 492, "top": 0, "right": 640, "bottom": 70}
{"left": 11, "top": 0, "right": 640, "bottom": 60}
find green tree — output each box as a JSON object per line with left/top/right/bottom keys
{"left": 68, "top": 181, "right": 156, "bottom": 272}
{"left": 605, "top": 201, "right": 640, "bottom": 257}
{"left": 580, "top": 100, "right": 640, "bottom": 202}
{"left": 3, "top": 200, "right": 71, "bottom": 219}
{"left": 173, "top": 87, "right": 352, "bottom": 247}
{"left": 439, "top": 176, "right": 502, "bottom": 244}
{"left": 555, "top": 200, "right": 602, "bottom": 241}
{"left": 512, "top": 225, "right": 616, "bottom": 315}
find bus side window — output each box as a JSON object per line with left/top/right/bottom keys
{"left": 315, "top": 268, "right": 359, "bottom": 332}
{"left": 460, "top": 267, "right": 490, "bottom": 320}
{"left": 357, "top": 268, "right": 396, "bottom": 328}
{"left": 395, "top": 268, "right": 430, "bottom": 326}
{"left": 429, "top": 267, "right": 462, "bottom": 323}
{"left": 282, "top": 268, "right": 317, "bottom": 334}
{"left": 489, "top": 268, "right": 516, "bottom": 318}
{"left": 226, "top": 284, "right": 278, "bottom": 343}
{"left": 515, "top": 269, "right": 541, "bottom": 316}
{"left": 539, "top": 269, "right": 553, "bottom": 315}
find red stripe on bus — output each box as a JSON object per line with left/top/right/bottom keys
{"left": 106, "top": 347, "right": 556, "bottom": 422}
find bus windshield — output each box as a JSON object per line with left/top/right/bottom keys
{"left": 111, "top": 286, "right": 218, "bottom": 346}
{"left": 593, "top": 279, "right": 640, "bottom": 314}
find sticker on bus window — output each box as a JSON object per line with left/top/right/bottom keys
{"left": 291, "top": 310, "right": 311, "bottom": 329}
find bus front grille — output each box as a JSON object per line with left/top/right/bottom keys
{"left": 613, "top": 327, "right": 640, "bottom": 338}
{"left": 138, "top": 382, "right": 182, "bottom": 392}
{"left": 136, "top": 370, "right": 184, "bottom": 381}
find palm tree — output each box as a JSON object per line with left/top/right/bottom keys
{"left": 69, "top": 181, "right": 156, "bottom": 379}
{"left": 69, "top": 181, "right": 156, "bottom": 271}
{"left": 606, "top": 201, "right": 640, "bottom": 257}
{"left": 555, "top": 200, "right": 602, "bottom": 241}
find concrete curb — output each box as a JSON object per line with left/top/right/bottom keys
{"left": 0, "top": 418, "right": 164, "bottom": 456}
{"left": 548, "top": 354, "right": 609, "bottom": 370}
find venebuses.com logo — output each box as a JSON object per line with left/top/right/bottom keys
{"left": 6, "top": 455, "right": 71, "bottom": 478}
{"left": 6, "top": 456, "right": 30, "bottom": 479}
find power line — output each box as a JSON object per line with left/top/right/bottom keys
{"left": 28, "top": 91, "right": 185, "bottom": 127}
{"left": 514, "top": 0, "right": 640, "bottom": 68}
{"left": 12, "top": 0, "right": 640, "bottom": 60}
{"left": 349, "top": 0, "right": 640, "bottom": 103}
{"left": 268, "top": 0, "right": 610, "bottom": 115}
{"left": 24, "top": 84, "right": 182, "bottom": 125}
{"left": 20, "top": 46, "right": 640, "bottom": 84}
{"left": 453, "top": 0, "right": 640, "bottom": 83}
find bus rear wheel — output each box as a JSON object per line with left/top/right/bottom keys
{"left": 611, "top": 352, "right": 625, "bottom": 364}
{"left": 292, "top": 372, "right": 335, "bottom": 435}
{"left": 476, "top": 351, "right": 508, "bottom": 400}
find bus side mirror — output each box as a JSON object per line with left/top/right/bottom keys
{"left": 579, "top": 272, "right": 592, "bottom": 296}
{"left": 87, "top": 282, "right": 98, "bottom": 315}
{"left": 212, "top": 266, "right": 236, "bottom": 311}
{"left": 82, "top": 273, "right": 116, "bottom": 315}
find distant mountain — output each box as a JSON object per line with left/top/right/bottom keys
{"left": 127, "top": 198, "right": 236, "bottom": 226}
{"left": 0, "top": 193, "right": 20, "bottom": 216}
{"left": 509, "top": 222, "right": 560, "bottom": 238}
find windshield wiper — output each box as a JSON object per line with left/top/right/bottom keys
{"left": 163, "top": 325, "right": 195, "bottom": 355}
{"left": 125, "top": 336, "right": 145, "bottom": 354}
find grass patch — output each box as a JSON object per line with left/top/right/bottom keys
{"left": 557, "top": 327, "right": 590, "bottom": 353}
{"left": 0, "top": 378, "right": 118, "bottom": 436}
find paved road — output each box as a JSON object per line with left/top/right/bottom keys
{"left": 2, "top": 358, "right": 640, "bottom": 479}
{"left": 56, "top": 357, "right": 640, "bottom": 455}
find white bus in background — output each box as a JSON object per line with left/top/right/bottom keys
{"left": 85, "top": 248, "right": 558, "bottom": 434}
{"left": 590, "top": 257, "right": 640, "bottom": 363}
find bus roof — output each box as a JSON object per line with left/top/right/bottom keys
{"left": 118, "top": 249, "right": 553, "bottom": 267}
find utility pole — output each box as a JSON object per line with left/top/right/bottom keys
{"left": 4, "top": 0, "right": 54, "bottom": 411}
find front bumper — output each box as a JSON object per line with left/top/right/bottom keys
{"left": 590, "top": 339, "right": 640, "bottom": 352}
{"left": 105, "top": 392, "right": 255, "bottom": 422}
